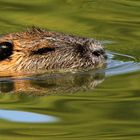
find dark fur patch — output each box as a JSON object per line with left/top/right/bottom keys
{"left": 31, "top": 47, "right": 55, "bottom": 55}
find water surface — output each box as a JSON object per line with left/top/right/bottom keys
{"left": 0, "top": 0, "right": 140, "bottom": 140}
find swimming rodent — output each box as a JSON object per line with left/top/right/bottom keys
{"left": 0, "top": 27, "right": 107, "bottom": 73}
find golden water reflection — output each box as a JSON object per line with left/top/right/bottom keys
{"left": 0, "top": 70, "right": 105, "bottom": 94}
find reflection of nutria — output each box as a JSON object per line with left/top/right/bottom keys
{"left": 0, "top": 71, "right": 105, "bottom": 94}
{"left": 0, "top": 27, "right": 107, "bottom": 72}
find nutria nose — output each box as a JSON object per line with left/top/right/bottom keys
{"left": 85, "top": 40, "right": 107, "bottom": 58}
{"left": 92, "top": 48, "right": 107, "bottom": 59}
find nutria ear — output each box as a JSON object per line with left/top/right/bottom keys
{"left": 29, "top": 41, "right": 55, "bottom": 55}
{"left": 31, "top": 47, "right": 55, "bottom": 55}
{"left": 0, "top": 41, "right": 13, "bottom": 61}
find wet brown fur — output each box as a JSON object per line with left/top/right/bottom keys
{"left": 0, "top": 27, "right": 106, "bottom": 73}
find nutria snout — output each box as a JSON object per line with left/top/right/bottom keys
{"left": 0, "top": 27, "right": 107, "bottom": 72}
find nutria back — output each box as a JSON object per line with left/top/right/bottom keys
{"left": 0, "top": 27, "right": 107, "bottom": 73}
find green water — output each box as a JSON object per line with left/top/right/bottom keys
{"left": 0, "top": 0, "right": 140, "bottom": 139}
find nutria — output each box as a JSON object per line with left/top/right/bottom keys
{"left": 0, "top": 27, "right": 107, "bottom": 72}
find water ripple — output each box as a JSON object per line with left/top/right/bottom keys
{"left": 106, "top": 51, "right": 140, "bottom": 76}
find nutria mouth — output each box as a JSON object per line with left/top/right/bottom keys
{"left": 0, "top": 27, "right": 107, "bottom": 72}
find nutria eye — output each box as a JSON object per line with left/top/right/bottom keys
{"left": 0, "top": 41, "right": 13, "bottom": 61}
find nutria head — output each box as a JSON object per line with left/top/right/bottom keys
{"left": 0, "top": 27, "right": 107, "bottom": 72}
